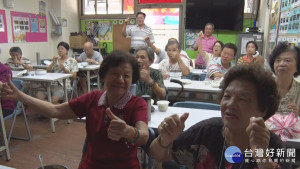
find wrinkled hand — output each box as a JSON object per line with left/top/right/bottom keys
{"left": 106, "top": 108, "right": 131, "bottom": 141}
{"left": 140, "top": 65, "right": 151, "bottom": 82}
{"left": 145, "top": 36, "right": 151, "bottom": 45}
{"left": 1, "top": 75, "right": 21, "bottom": 101}
{"left": 158, "top": 113, "right": 189, "bottom": 145}
{"left": 13, "top": 58, "right": 23, "bottom": 65}
{"left": 85, "top": 58, "right": 93, "bottom": 63}
{"left": 59, "top": 62, "right": 65, "bottom": 70}
{"left": 246, "top": 117, "right": 270, "bottom": 157}
{"left": 198, "top": 31, "right": 203, "bottom": 38}
{"left": 52, "top": 56, "right": 58, "bottom": 63}
{"left": 287, "top": 104, "right": 299, "bottom": 116}
{"left": 124, "top": 17, "right": 130, "bottom": 24}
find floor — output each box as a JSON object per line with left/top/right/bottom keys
{"left": 0, "top": 111, "right": 157, "bottom": 169}
{"left": 0, "top": 112, "right": 86, "bottom": 169}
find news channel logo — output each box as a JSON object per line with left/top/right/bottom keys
{"left": 225, "top": 146, "right": 244, "bottom": 163}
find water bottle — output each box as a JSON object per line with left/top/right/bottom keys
{"left": 141, "top": 95, "right": 151, "bottom": 121}
{"left": 36, "top": 52, "right": 41, "bottom": 65}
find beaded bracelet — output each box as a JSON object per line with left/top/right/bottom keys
{"left": 128, "top": 127, "right": 140, "bottom": 144}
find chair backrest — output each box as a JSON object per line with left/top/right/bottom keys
{"left": 173, "top": 101, "right": 220, "bottom": 110}
{"left": 12, "top": 79, "right": 24, "bottom": 92}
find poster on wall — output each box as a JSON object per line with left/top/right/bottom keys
{"left": 98, "top": 22, "right": 113, "bottom": 42}
{"left": 0, "top": 15, "right": 4, "bottom": 32}
{"left": 39, "top": 19, "right": 46, "bottom": 33}
{"left": 11, "top": 11, "right": 47, "bottom": 42}
{"left": 0, "top": 9, "right": 8, "bottom": 43}
{"left": 30, "top": 18, "right": 38, "bottom": 32}
{"left": 39, "top": 0, "right": 46, "bottom": 16}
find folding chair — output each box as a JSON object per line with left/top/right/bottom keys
{"left": 4, "top": 79, "right": 31, "bottom": 143}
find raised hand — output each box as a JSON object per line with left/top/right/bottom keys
{"left": 198, "top": 31, "right": 203, "bottom": 38}
{"left": 106, "top": 108, "right": 131, "bottom": 141}
{"left": 144, "top": 36, "right": 151, "bottom": 45}
{"left": 140, "top": 65, "right": 151, "bottom": 82}
{"left": 52, "top": 56, "right": 58, "bottom": 63}
{"left": 287, "top": 103, "right": 299, "bottom": 116}
{"left": 124, "top": 17, "right": 130, "bottom": 24}
{"left": 246, "top": 117, "right": 270, "bottom": 155}
{"left": 158, "top": 113, "right": 189, "bottom": 146}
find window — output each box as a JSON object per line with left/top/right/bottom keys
{"left": 83, "top": 0, "right": 134, "bottom": 15}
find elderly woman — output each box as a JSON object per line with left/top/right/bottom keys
{"left": 237, "top": 41, "right": 264, "bottom": 66}
{"left": 159, "top": 41, "right": 190, "bottom": 79}
{"left": 6, "top": 46, "right": 33, "bottom": 71}
{"left": 269, "top": 42, "right": 300, "bottom": 116}
{"left": 135, "top": 47, "right": 166, "bottom": 103}
{"left": 197, "top": 31, "right": 223, "bottom": 67}
{"left": 1, "top": 51, "right": 149, "bottom": 169}
{"left": 36, "top": 42, "right": 78, "bottom": 104}
{"left": 150, "top": 64, "right": 292, "bottom": 169}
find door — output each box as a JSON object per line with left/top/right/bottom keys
{"left": 138, "top": 6, "right": 182, "bottom": 50}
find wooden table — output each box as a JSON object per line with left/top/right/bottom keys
{"left": 12, "top": 71, "right": 72, "bottom": 133}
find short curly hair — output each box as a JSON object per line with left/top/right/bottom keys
{"left": 246, "top": 41, "right": 258, "bottom": 51}
{"left": 269, "top": 42, "right": 300, "bottom": 77}
{"left": 99, "top": 50, "right": 140, "bottom": 84}
{"left": 218, "top": 64, "right": 280, "bottom": 121}
{"left": 135, "top": 47, "right": 155, "bottom": 63}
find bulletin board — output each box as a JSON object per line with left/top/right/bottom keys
{"left": 0, "top": 9, "right": 8, "bottom": 43}
{"left": 10, "top": 11, "right": 47, "bottom": 43}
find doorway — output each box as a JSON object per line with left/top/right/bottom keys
{"left": 139, "top": 7, "right": 182, "bottom": 50}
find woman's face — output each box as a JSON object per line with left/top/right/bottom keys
{"left": 136, "top": 50, "right": 151, "bottom": 68}
{"left": 274, "top": 51, "right": 297, "bottom": 77}
{"left": 246, "top": 43, "right": 256, "bottom": 55}
{"left": 220, "top": 79, "right": 266, "bottom": 132}
{"left": 213, "top": 42, "right": 222, "bottom": 56}
{"left": 104, "top": 63, "right": 133, "bottom": 98}
{"left": 166, "top": 44, "right": 180, "bottom": 60}
{"left": 57, "top": 46, "right": 68, "bottom": 57}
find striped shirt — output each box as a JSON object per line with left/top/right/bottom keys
{"left": 126, "top": 25, "right": 155, "bottom": 49}
{"left": 206, "top": 57, "right": 234, "bottom": 80}
{"left": 194, "top": 35, "right": 217, "bottom": 66}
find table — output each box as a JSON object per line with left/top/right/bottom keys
{"left": 32, "top": 64, "right": 48, "bottom": 69}
{"left": 78, "top": 64, "right": 101, "bottom": 92}
{"left": 164, "top": 80, "right": 220, "bottom": 93}
{"left": 12, "top": 71, "right": 73, "bottom": 133}
{"left": 148, "top": 105, "right": 221, "bottom": 130}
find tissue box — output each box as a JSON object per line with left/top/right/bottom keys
{"left": 69, "top": 36, "right": 87, "bottom": 48}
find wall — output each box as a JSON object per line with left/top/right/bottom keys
{"left": 257, "top": 0, "right": 270, "bottom": 57}
{"left": 0, "top": 0, "right": 79, "bottom": 63}
{"left": 185, "top": 19, "right": 254, "bottom": 60}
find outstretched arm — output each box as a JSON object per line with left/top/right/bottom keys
{"left": 1, "top": 75, "right": 77, "bottom": 120}
{"left": 122, "top": 17, "right": 130, "bottom": 37}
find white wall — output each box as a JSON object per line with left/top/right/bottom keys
{"left": 257, "top": 0, "right": 271, "bottom": 57}
{"left": 0, "top": 0, "right": 79, "bottom": 63}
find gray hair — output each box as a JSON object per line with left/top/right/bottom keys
{"left": 135, "top": 47, "right": 155, "bottom": 63}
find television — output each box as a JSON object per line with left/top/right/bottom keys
{"left": 186, "top": 0, "right": 245, "bottom": 31}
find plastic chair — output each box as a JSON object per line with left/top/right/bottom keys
{"left": 4, "top": 79, "right": 31, "bottom": 144}
{"left": 173, "top": 101, "right": 220, "bottom": 110}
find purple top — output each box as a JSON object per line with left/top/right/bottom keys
{"left": 194, "top": 35, "right": 217, "bottom": 66}
{"left": 0, "top": 62, "right": 15, "bottom": 111}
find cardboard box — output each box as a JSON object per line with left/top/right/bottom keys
{"left": 69, "top": 36, "right": 87, "bottom": 48}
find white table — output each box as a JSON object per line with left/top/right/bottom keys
{"left": 164, "top": 80, "right": 220, "bottom": 93}
{"left": 12, "top": 71, "right": 72, "bottom": 133}
{"left": 78, "top": 64, "right": 101, "bottom": 92}
{"left": 190, "top": 68, "right": 206, "bottom": 76}
{"left": 148, "top": 105, "right": 221, "bottom": 130}
{"left": 32, "top": 64, "right": 48, "bottom": 69}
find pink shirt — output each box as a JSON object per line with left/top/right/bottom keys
{"left": 194, "top": 35, "right": 217, "bottom": 66}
